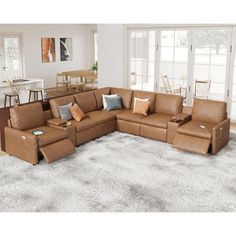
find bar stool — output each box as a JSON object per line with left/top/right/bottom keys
{"left": 28, "top": 88, "right": 43, "bottom": 102}
{"left": 4, "top": 93, "right": 20, "bottom": 107}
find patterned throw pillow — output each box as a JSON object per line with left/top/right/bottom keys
{"left": 132, "top": 97, "right": 151, "bottom": 116}
{"left": 104, "top": 95, "right": 123, "bottom": 111}
{"left": 102, "top": 94, "right": 118, "bottom": 109}
{"left": 58, "top": 103, "right": 73, "bottom": 120}
{"left": 69, "top": 103, "right": 85, "bottom": 122}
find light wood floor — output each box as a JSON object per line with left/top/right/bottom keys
{"left": 0, "top": 150, "right": 8, "bottom": 156}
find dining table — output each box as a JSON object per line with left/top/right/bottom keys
{"left": 61, "top": 70, "right": 97, "bottom": 83}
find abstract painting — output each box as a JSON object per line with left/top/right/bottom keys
{"left": 41, "top": 38, "right": 56, "bottom": 63}
{"left": 60, "top": 38, "right": 73, "bottom": 61}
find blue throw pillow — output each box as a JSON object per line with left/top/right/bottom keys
{"left": 105, "top": 95, "right": 123, "bottom": 111}
{"left": 58, "top": 103, "right": 73, "bottom": 120}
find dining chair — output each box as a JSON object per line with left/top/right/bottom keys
{"left": 56, "top": 73, "right": 71, "bottom": 91}
{"left": 194, "top": 80, "right": 211, "bottom": 99}
{"left": 161, "top": 75, "right": 182, "bottom": 94}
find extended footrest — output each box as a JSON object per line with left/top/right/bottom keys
{"left": 39, "top": 138, "right": 75, "bottom": 163}
{"left": 173, "top": 133, "right": 211, "bottom": 155}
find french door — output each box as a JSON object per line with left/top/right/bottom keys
{"left": 192, "top": 28, "right": 231, "bottom": 101}
{"left": 128, "top": 26, "right": 236, "bottom": 121}
{"left": 0, "top": 34, "right": 23, "bottom": 82}
{"left": 229, "top": 27, "right": 236, "bottom": 121}
{"left": 158, "top": 29, "right": 190, "bottom": 95}
{"left": 128, "top": 29, "right": 156, "bottom": 91}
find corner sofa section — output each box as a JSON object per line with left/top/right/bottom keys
{"left": 49, "top": 87, "right": 183, "bottom": 147}
{"left": 50, "top": 88, "right": 116, "bottom": 146}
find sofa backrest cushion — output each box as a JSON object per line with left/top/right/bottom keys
{"left": 110, "top": 87, "right": 133, "bottom": 109}
{"left": 74, "top": 91, "right": 97, "bottom": 113}
{"left": 93, "top": 87, "right": 110, "bottom": 109}
{"left": 131, "top": 90, "right": 156, "bottom": 113}
{"left": 10, "top": 102, "right": 45, "bottom": 131}
{"left": 155, "top": 93, "right": 183, "bottom": 115}
{"left": 50, "top": 95, "right": 75, "bottom": 118}
{"left": 192, "top": 99, "right": 227, "bottom": 123}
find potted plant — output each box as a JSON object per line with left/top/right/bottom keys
{"left": 91, "top": 61, "right": 98, "bottom": 74}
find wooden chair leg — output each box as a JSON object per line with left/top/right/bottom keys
{"left": 4, "top": 95, "right": 7, "bottom": 108}
{"left": 17, "top": 95, "right": 20, "bottom": 104}
{"left": 29, "top": 91, "right": 31, "bottom": 103}
{"left": 9, "top": 96, "right": 11, "bottom": 107}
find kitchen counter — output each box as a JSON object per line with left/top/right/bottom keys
{"left": 0, "top": 78, "right": 44, "bottom": 107}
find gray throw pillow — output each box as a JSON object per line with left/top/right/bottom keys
{"left": 105, "top": 95, "right": 123, "bottom": 111}
{"left": 58, "top": 103, "right": 73, "bottom": 120}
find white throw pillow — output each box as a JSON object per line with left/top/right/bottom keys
{"left": 133, "top": 97, "right": 150, "bottom": 107}
{"left": 102, "top": 94, "right": 118, "bottom": 109}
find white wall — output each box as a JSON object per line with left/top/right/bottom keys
{"left": 0, "top": 24, "right": 97, "bottom": 88}
{"left": 97, "top": 24, "right": 127, "bottom": 88}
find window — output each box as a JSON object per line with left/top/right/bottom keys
{"left": 128, "top": 30, "right": 156, "bottom": 91}
{"left": 92, "top": 32, "right": 98, "bottom": 63}
{"left": 193, "top": 28, "right": 230, "bottom": 101}
{"left": 128, "top": 26, "right": 236, "bottom": 121}
{"left": 159, "top": 30, "right": 189, "bottom": 92}
{"left": 0, "top": 34, "right": 23, "bottom": 81}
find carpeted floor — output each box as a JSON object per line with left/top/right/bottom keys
{"left": 0, "top": 131, "right": 236, "bottom": 212}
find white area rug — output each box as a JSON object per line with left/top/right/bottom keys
{"left": 1, "top": 131, "right": 236, "bottom": 212}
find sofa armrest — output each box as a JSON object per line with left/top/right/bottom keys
{"left": 46, "top": 118, "right": 67, "bottom": 126}
{"left": 47, "top": 123, "right": 76, "bottom": 146}
{"left": 212, "top": 118, "right": 230, "bottom": 154}
{"left": 171, "top": 113, "right": 191, "bottom": 124}
{"left": 4, "top": 127, "right": 38, "bottom": 165}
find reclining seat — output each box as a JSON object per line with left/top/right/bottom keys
{"left": 50, "top": 94, "right": 96, "bottom": 145}
{"left": 74, "top": 90, "right": 116, "bottom": 138}
{"left": 5, "top": 102, "right": 75, "bottom": 165}
{"left": 140, "top": 93, "right": 183, "bottom": 141}
{"left": 173, "top": 99, "right": 230, "bottom": 155}
{"left": 116, "top": 89, "right": 156, "bottom": 135}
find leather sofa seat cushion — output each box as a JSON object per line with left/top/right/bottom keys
{"left": 26, "top": 126, "right": 67, "bottom": 147}
{"left": 116, "top": 110, "right": 145, "bottom": 123}
{"left": 70, "top": 117, "right": 97, "bottom": 132}
{"left": 192, "top": 99, "right": 227, "bottom": 123}
{"left": 131, "top": 90, "right": 156, "bottom": 113}
{"left": 155, "top": 93, "right": 183, "bottom": 115}
{"left": 110, "top": 87, "right": 133, "bottom": 109}
{"left": 87, "top": 110, "right": 116, "bottom": 125}
{"left": 177, "top": 120, "right": 217, "bottom": 139}
{"left": 102, "top": 109, "right": 128, "bottom": 115}
{"left": 93, "top": 87, "right": 111, "bottom": 109}
{"left": 74, "top": 91, "right": 97, "bottom": 113}
{"left": 140, "top": 113, "right": 172, "bottom": 129}
{"left": 10, "top": 102, "right": 45, "bottom": 131}
{"left": 50, "top": 95, "right": 75, "bottom": 118}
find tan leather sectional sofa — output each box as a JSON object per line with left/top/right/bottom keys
{"left": 5, "top": 87, "right": 230, "bottom": 165}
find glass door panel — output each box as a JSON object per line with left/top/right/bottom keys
{"left": 0, "top": 35, "right": 23, "bottom": 82}
{"left": 128, "top": 30, "right": 156, "bottom": 91}
{"left": 159, "top": 30, "right": 189, "bottom": 96}
{"left": 230, "top": 45, "right": 236, "bottom": 120}
{"left": 193, "top": 28, "right": 230, "bottom": 101}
